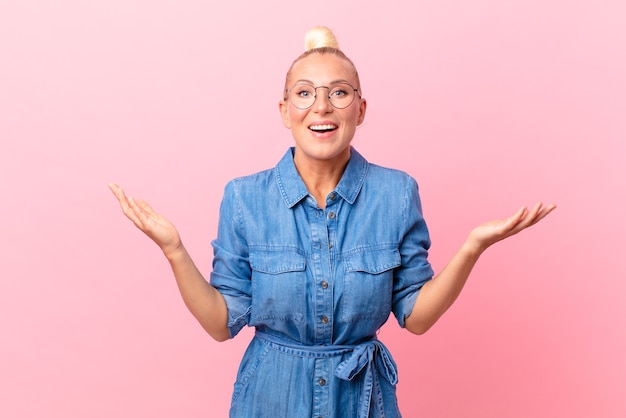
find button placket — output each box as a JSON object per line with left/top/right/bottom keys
{"left": 310, "top": 203, "right": 332, "bottom": 344}
{"left": 325, "top": 199, "right": 337, "bottom": 252}
{"left": 313, "top": 358, "right": 330, "bottom": 417}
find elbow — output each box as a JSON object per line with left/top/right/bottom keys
{"left": 204, "top": 325, "right": 231, "bottom": 343}
{"left": 212, "top": 334, "right": 231, "bottom": 343}
{"left": 405, "top": 321, "right": 434, "bottom": 336}
{"left": 404, "top": 312, "right": 439, "bottom": 335}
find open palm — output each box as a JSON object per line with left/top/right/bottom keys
{"left": 469, "top": 202, "right": 557, "bottom": 252}
{"left": 109, "top": 183, "right": 181, "bottom": 252}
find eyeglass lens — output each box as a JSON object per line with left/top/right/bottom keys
{"left": 289, "top": 83, "right": 357, "bottom": 109}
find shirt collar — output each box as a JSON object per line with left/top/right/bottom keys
{"left": 275, "top": 146, "right": 369, "bottom": 208}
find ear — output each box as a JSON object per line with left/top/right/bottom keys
{"left": 279, "top": 100, "right": 291, "bottom": 129}
{"left": 356, "top": 97, "right": 367, "bottom": 126}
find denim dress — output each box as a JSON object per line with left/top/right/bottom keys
{"left": 210, "top": 147, "right": 434, "bottom": 417}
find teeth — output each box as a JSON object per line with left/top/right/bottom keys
{"left": 310, "top": 124, "right": 336, "bottom": 131}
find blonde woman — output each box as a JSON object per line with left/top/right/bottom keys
{"left": 110, "top": 26, "right": 555, "bottom": 418}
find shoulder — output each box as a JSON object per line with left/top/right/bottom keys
{"left": 358, "top": 161, "right": 425, "bottom": 218}
{"left": 223, "top": 148, "right": 296, "bottom": 195}
{"left": 368, "top": 162, "right": 413, "bottom": 180}
{"left": 223, "top": 167, "right": 276, "bottom": 195}
{"left": 365, "top": 162, "right": 420, "bottom": 192}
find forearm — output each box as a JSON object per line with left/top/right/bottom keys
{"left": 405, "top": 239, "right": 483, "bottom": 335}
{"left": 163, "top": 244, "right": 230, "bottom": 342}
{"left": 404, "top": 202, "right": 556, "bottom": 335}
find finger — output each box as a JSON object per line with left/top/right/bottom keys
{"left": 516, "top": 202, "right": 556, "bottom": 231}
{"left": 108, "top": 183, "right": 133, "bottom": 206}
{"left": 508, "top": 203, "right": 539, "bottom": 231}
{"left": 527, "top": 203, "right": 557, "bottom": 226}
{"left": 527, "top": 202, "right": 544, "bottom": 222}
{"left": 111, "top": 186, "right": 145, "bottom": 228}
{"left": 123, "top": 201, "right": 145, "bottom": 228}
{"left": 504, "top": 206, "right": 528, "bottom": 230}
{"left": 130, "top": 198, "right": 165, "bottom": 234}
{"left": 112, "top": 186, "right": 132, "bottom": 213}
{"left": 126, "top": 196, "right": 151, "bottom": 226}
{"left": 128, "top": 196, "right": 156, "bottom": 220}
{"left": 108, "top": 183, "right": 124, "bottom": 201}
{"left": 134, "top": 198, "right": 154, "bottom": 213}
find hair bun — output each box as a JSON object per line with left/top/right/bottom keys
{"left": 304, "top": 26, "right": 339, "bottom": 51}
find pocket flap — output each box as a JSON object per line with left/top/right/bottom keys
{"left": 249, "top": 251, "right": 306, "bottom": 274}
{"left": 344, "top": 249, "right": 401, "bottom": 274}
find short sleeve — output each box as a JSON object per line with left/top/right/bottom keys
{"left": 210, "top": 180, "right": 252, "bottom": 338}
{"left": 392, "top": 176, "right": 434, "bottom": 328}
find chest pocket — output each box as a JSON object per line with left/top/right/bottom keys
{"left": 341, "top": 248, "right": 400, "bottom": 323}
{"left": 250, "top": 250, "right": 306, "bottom": 323}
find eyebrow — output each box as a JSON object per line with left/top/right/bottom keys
{"left": 292, "top": 79, "right": 352, "bottom": 86}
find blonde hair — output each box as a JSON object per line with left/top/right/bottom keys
{"left": 304, "top": 26, "right": 339, "bottom": 50}
{"left": 284, "top": 26, "right": 361, "bottom": 97}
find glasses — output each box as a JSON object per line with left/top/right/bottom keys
{"left": 285, "top": 82, "right": 360, "bottom": 109}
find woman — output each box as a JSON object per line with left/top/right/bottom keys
{"left": 109, "top": 27, "right": 555, "bottom": 418}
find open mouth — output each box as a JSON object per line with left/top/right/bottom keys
{"left": 309, "top": 124, "right": 338, "bottom": 133}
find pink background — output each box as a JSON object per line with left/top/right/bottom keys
{"left": 1, "top": 1, "right": 625, "bottom": 417}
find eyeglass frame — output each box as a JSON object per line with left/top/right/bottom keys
{"left": 284, "top": 82, "right": 361, "bottom": 110}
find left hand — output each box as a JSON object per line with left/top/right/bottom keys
{"left": 468, "top": 202, "right": 557, "bottom": 253}
{"left": 108, "top": 183, "right": 182, "bottom": 255}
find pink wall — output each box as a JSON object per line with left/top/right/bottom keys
{"left": 1, "top": 1, "right": 624, "bottom": 416}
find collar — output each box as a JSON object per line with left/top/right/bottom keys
{"left": 274, "top": 146, "right": 369, "bottom": 208}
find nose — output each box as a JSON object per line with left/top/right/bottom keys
{"left": 312, "top": 87, "right": 333, "bottom": 113}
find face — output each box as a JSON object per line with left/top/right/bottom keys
{"left": 279, "top": 53, "right": 367, "bottom": 167}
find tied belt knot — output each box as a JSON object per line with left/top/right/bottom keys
{"left": 335, "top": 339, "right": 398, "bottom": 418}
{"left": 255, "top": 330, "right": 398, "bottom": 418}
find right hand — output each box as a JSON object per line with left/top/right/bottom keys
{"left": 108, "top": 183, "right": 182, "bottom": 254}
{"left": 466, "top": 202, "right": 556, "bottom": 254}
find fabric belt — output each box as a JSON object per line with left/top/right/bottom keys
{"left": 255, "top": 330, "right": 398, "bottom": 418}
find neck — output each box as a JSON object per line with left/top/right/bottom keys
{"left": 293, "top": 149, "right": 350, "bottom": 209}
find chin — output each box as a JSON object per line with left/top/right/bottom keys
{"left": 299, "top": 144, "right": 351, "bottom": 163}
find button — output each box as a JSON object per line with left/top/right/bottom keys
{"left": 321, "top": 316, "right": 329, "bottom": 324}
{"left": 321, "top": 281, "right": 328, "bottom": 289}
{"left": 328, "top": 211, "right": 336, "bottom": 219}
{"left": 328, "top": 242, "right": 333, "bottom": 249}
{"left": 318, "top": 378, "right": 326, "bottom": 386}
{"left": 329, "top": 192, "right": 337, "bottom": 200}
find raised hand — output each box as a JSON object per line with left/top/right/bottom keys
{"left": 109, "top": 183, "right": 229, "bottom": 340}
{"left": 406, "top": 201, "right": 556, "bottom": 335}
{"left": 468, "top": 202, "right": 557, "bottom": 253}
{"left": 108, "top": 183, "right": 182, "bottom": 254}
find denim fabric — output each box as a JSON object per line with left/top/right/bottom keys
{"left": 210, "top": 147, "right": 434, "bottom": 417}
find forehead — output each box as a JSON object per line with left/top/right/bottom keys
{"left": 288, "top": 53, "right": 357, "bottom": 85}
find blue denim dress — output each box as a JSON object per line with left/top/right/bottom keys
{"left": 210, "top": 147, "right": 434, "bottom": 417}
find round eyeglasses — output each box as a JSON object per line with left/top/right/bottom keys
{"left": 285, "top": 82, "right": 360, "bottom": 109}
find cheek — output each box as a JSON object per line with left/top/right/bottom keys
{"left": 287, "top": 108, "right": 307, "bottom": 127}
{"left": 346, "top": 108, "right": 362, "bottom": 126}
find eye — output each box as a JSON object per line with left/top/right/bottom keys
{"left": 330, "top": 89, "right": 348, "bottom": 97}
{"left": 293, "top": 86, "right": 315, "bottom": 98}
